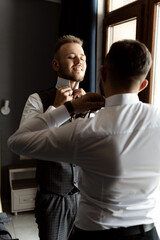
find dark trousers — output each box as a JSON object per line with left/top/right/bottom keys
{"left": 69, "top": 225, "right": 160, "bottom": 240}
{"left": 35, "top": 190, "right": 79, "bottom": 240}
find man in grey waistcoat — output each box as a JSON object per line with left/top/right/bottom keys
{"left": 19, "top": 35, "right": 87, "bottom": 240}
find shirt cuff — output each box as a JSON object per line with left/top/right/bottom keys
{"left": 43, "top": 105, "right": 71, "bottom": 127}
{"left": 46, "top": 105, "right": 56, "bottom": 112}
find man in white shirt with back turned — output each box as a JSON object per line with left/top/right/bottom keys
{"left": 8, "top": 39, "right": 160, "bottom": 240}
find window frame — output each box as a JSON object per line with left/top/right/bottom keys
{"left": 103, "top": 0, "right": 155, "bottom": 103}
{"left": 147, "top": 0, "right": 160, "bottom": 103}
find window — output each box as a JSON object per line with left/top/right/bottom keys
{"left": 103, "top": 0, "right": 160, "bottom": 103}
{"left": 151, "top": 3, "right": 160, "bottom": 107}
{"left": 109, "top": 0, "right": 137, "bottom": 11}
{"left": 107, "top": 18, "right": 136, "bottom": 50}
{"left": 104, "top": 1, "right": 145, "bottom": 57}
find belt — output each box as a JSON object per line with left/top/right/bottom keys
{"left": 75, "top": 223, "right": 155, "bottom": 237}
{"left": 117, "top": 223, "right": 155, "bottom": 236}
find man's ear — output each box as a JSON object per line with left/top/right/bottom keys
{"left": 100, "top": 65, "right": 106, "bottom": 83}
{"left": 138, "top": 79, "right": 148, "bottom": 93}
{"left": 52, "top": 59, "right": 59, "bottom": 71}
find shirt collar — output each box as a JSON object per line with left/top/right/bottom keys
{"left": 105, "top": 93, "right": 140, "bottom": 107}
{"left": 55, "top": 77, "right": 79, "bottom": 89}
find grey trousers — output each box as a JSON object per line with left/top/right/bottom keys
{"left": 35, "top": 191, "right": 79, "bottom": 240}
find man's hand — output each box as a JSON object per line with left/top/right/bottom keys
{"left": 54, "top": 87, "right": 73, "bottom": 108}
{"left": 73, "top": 88, "right": 86, "bottom": 99}
{"left": 71, "top": 92, "right": 105, "bottom": 114}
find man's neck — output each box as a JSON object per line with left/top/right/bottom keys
{"left": 56, "top": 77, "right": 79, "bottom": 90}
{"left": 70, "top": 81, "right": 79, "bottom": 90}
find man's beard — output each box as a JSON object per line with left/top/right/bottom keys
{"left": 58, "top": 66, "right": 84, "bottom": 82}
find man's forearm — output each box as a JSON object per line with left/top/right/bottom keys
{"left": 64, "top": 92, "right": 105, "bottom": 116}
{"left": 8, "top": 105, "right": 71, "bottom": 158}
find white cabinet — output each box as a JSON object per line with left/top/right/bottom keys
{"left": 9, "top": 166, "right": 37, "bottom": 215}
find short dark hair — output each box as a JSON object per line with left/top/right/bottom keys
{"left": 54, "top": 35, "right": 83, "bottom": 59}
{"left": 105, "top": 40, "right": 152, "bottom": 87}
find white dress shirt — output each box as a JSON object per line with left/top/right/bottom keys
{"left": 20, "top": 77, "right": 79, "bottom": 125}
{"left": 8, "top": 93, "right": 160, "bottom": 230}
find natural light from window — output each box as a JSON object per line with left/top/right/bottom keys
{"left": 151, "top": 3, "right": 160, "bottom": 108}
{"left": 107, "top": 18, "right": 137, "bottom": 52}
{"left": 109, "top": 0, "right": 137, "bottom": 11}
